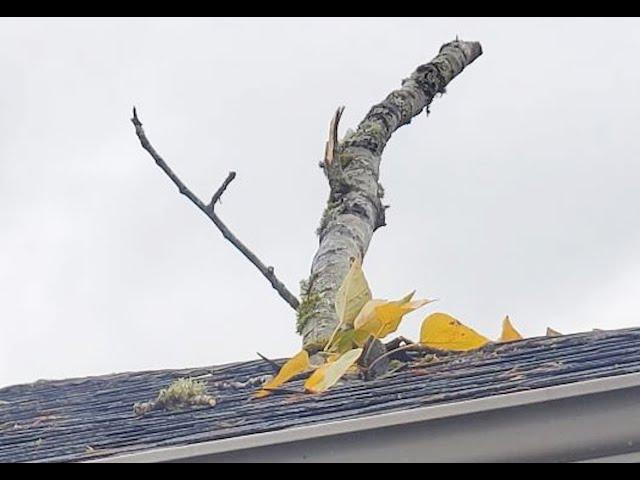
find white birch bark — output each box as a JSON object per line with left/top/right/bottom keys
{"left": 299, "top": 40, "right": 483, "bottom": 351}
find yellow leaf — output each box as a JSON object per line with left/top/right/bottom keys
{"left": 420, "top": 313, "right": 489, "bottom": 351}
{"left": 334, "top": 258, "right": 372, "bottom": 327}
{"left": 397, "top": 290, "right": 416, "bottom": 304}
{"left": 546, "top": 327, "right": 562, "bottom": 337}
{"left": 255, "top": 350, "right": 310, "bottom": 398}
{"left": 305, "top": 348, "right": 363, "bottom": 393}
{"left": 353, "top": 299, "right": 386, "bottom": 330}
{"left": 354, "top": 293, "right": 432, "bottom": 339}
{"left": 499, "top": 315, "right": 523, "bottom": 342}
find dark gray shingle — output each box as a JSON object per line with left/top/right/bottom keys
{"left": 2, "top": 327, "right": 640, "bottom": 463}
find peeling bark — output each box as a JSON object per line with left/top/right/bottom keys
{"left": 300, "top": 40, "right": 483, "bottom": 351}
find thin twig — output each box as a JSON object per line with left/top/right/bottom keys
{"left": 208, "top": 171, "right": 237, "bottom": 210}
{"left": 256, "top": 386, "right": 302, "bottom": 396}
{"left": 131, "top": 107, "right": 300, "bottom": 310}
{"left": 362, "top": 334, "right": 377, "bottom": 364}
{"left": 323, "top": 321, "right": 344, "bottom": 353}
{"left": 131, "top": 107, "right": 207, "bottom": 211}
{"left": 256, "top": 352, "right": 282, "bottom": 373}
{"left": 365, "top": 343, "right": 446, "bottom": 375}
{"left": 384, "top": 336, "right": 416, "bottom": 351}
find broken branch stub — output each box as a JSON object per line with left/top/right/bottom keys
{"left": 300, "top": 39, "right": 482, "bottom": 352}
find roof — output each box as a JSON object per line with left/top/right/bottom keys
{"left": 2, "top": 327, "right": 640, "bottom": 463}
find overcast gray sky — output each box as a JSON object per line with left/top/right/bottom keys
{"left": 2, "top": 17, "right": 640, "bottom": 387}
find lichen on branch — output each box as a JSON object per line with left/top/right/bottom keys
{"left": 300, "top": 39, "right": 483, "bottom": 351}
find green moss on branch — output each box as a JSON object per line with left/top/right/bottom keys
{"left": 296, "top": 278, "right": 322, "bottom": 334}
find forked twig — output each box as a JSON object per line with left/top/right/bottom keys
{"left": 131, "top": 107, "right": 300, "bottom": 310}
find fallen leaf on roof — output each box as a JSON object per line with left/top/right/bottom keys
{"left": 547, "top": 327, "right": 562, "bottom": 337}
{"left": 354, "top": 291, "right": 433, "bottom": 339}
{"left": 254, "top": 350, "right": 310, "bottom": 398}
{"left": 305, "top": 348, "right": 363, "bottom": 393}
{"left": 499, "top": 315, "right": 523, "bottom": 342}
{"left": 420, "top": 313, "right": 489, "bottom": 351}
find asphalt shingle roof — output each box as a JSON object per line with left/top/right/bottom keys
{"left": 2, "top": 327, "right": 640, "bottom": 463}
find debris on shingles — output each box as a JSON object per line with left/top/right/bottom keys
{"left": 3, "top": 328, "right": 640, "bottom": 463}
{"left": 211, "top": 375, "right": 272, "bottom": 391}
{"left": 133, "top": 377, "right": 216, "bottom": 416}
{"left": 1, "top": 414, "right": 63, "bottom": 431}
{"left": 386, "top": 359, "right": 408, "bottom": 374}
{"left": 256, "top": 352, "right": 283, "bottom": 374}
{"left": 359, "top": 337, "right": 389, "bottom": 380}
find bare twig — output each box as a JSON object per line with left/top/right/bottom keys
{"left": 208, "top": 171, "right": 237, "bottom": 210}
{"left": 384, "top": 336, "right": 416, "bottom": 351}
{"left": 131, "top": 107, "right": 300, "bottom": 310}
{"left": 256, "top": 386, "right": 303, "bottom": 396}
{"left": 256, "top": 352, "right": 282, "bottom": 373}
{"left": 362, "top": 334, "right": 377, "bottom": 363}
{"left": 365, "top": 343, "right": 447, "bottom": 375}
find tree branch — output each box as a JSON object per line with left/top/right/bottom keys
{"left": 208, "top": 171, "right": 237, "bottom": 211}
{"left": 131, "top": 107, "right": 300, "bottom": 310}
{"left": 300, "top": 39, "right": 483, "bottom": 351}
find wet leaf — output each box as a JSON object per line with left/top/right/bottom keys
{"left": 420, "top": 313, "right": 489, "bottom": 351}
{"left": 354, "top": 292, "right": 432, "bottom": 339}
{"left": 305, "top": 348, "right": 363, "bottom": 393}
{"left": 353, "top": 299, "right": 386, "bottom": 331}
{"left": 499, "top": 315, "right": 523, "bottom": 342}
{"left": 255, "top": 350, "right": 310, "bottom": 398}
{"left": 335, "top": 258, "right": 372, "bottom": 327}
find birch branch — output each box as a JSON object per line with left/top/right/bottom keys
{"left": 300, "top": 39, "right": 483, "bottom": 351}
{"left": 131, "top": 108, "right": 300, "bottom": 310}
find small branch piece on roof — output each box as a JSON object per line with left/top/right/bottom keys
{"left": 211, "top": 374, "right": 273, "bottom": 391}
{"left": 131, "top": 108, "right": 300, "bottom": 311}
{"left": 133, "top": 378, "right": 216, "bottom": 416}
